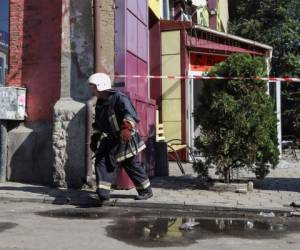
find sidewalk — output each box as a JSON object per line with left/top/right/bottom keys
{"left": 0, "top": 161, "right": 299, "bottom": 213}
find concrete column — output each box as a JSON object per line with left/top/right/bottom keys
{"left": 52, "top": 0, "right": 87, "bottom": 188}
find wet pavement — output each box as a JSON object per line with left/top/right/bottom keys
{"left": 37, "top": 206, "right": 300, "bottom": 245}
{"left": 1, "top": 157, "right": 300, "bottom": 249}
{"left": 1, "top": 202, "right": 300, "bottom": 250}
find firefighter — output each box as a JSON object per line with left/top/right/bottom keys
{"left": 88, "top": 73, "right": 153, "bottom": 201}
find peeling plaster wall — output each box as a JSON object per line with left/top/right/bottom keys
{"left": 99, "top": 0, "right": 115, "bottom": 74}
{"left": 69, "top": 0, "right": 94, "bottom": 101}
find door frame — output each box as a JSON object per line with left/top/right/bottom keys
{"left": 186, "top": 77, "right": 282, "bottom": 159}
{"left": 186, "top": 70, "right": 204, "bottom": 159}
{"left": 268, "top": 80, "right": 282, "bottom": 155}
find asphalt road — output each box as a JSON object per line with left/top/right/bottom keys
{"left": 1, "top": 201, "right": 300, "bottom": 250}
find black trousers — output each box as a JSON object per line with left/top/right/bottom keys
{"left": 95, "top": 153, "right": 150, "bottom": 197}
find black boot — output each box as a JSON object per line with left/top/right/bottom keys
{"left": 96, "top": 188, "right": 110, "bottom": 201}
{"left": 135, "top": 187, "right": 153, "bottom": 200}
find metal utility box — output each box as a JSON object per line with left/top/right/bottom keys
{"left": 0, "top": 87, "right": 26, "bottom": 120}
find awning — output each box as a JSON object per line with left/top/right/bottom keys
{"left": 186, "top": 36, "right": 265, "bottom": 56}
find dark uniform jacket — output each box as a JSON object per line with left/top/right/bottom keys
{"left": 92, "top": 90, "right": 146, "bottom": 167}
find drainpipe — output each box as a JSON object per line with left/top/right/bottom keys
{"left": 94, "top": 0, "right": 103, "bottom": 73}
{"left": 84, "top": 0, "right": 103, "bottom": 186}
{"left": 0, "top": 121, "right": 7, "bottom": 182}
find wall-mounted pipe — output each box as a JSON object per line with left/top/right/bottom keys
{"left": 94, "top": 0, "right": 103, "bottom": 73}
{"left": 0, "top": 121, "right": 7, "bottom": 182}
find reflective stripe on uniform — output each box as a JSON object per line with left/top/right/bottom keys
{"left": 109, "top": 113, "right": 120, "bottom": 132}
{"left": 115, "top": 143, "right": 146, "bottom": 162}
{"left": 123, "top": 116, "right": 136, "bottom": 128}
{"left": 98, "top": 181, "right": 111, "bottom": 190}
{"left": 100, "top": 132, "right": 108, "bottom": 140}
{"left": 136, "top": 179, "right": 151, "bottom": 190}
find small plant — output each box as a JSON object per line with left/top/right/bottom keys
{"left": 192, "top": 161, "right": 209, "bottom": 180}
{"left": 193, "top": 54, "right": 279, "bottom": 182}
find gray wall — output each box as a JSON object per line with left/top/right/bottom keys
{"left": 7, "top": 123, "right": 53, "bottom": 185}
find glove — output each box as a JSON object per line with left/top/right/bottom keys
{"left": 120, "top": 121, "right": 133, "bottom": 142}
{"left": 90, "top": 133, "right": 101, "bottom": 152}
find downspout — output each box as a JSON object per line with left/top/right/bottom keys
{"left": 94, "top": 0, "right": 103, "bottom": 72}
{"left": 85, "top": 0, "right": 102, "bottom": 186}
{"left": 0, "top": 121, "right": 7, "bottom": 182}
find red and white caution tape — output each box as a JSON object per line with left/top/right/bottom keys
{"left": 113, "top": 74, "right": 300, "bottom": 82}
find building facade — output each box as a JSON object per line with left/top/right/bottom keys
{"left": 0, "top": 31, "right": 8, "bottom": 86}
{"left": 149, "top": 0, "right": 273, "bottom": 160}
{"left": 4, "top": 0, "right": 156, "bottom": 187}
{"left": 2, "top": 0, "right": 274, "bottom": 186}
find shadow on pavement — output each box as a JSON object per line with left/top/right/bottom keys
{"left": 253, "top": 178, "right": 300, "bottom": 192}
{"left": 110, "top": 194, "right": 137, "bottom": 199}
{"left": 150, "top": 176, "right": 208, "bottom": 190}
{"left": 0, "top": 184, "right": 98, "bottom": 204}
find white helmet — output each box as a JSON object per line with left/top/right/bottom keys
{"left": 88, "top": 73, "right": 112, "bottom": 92}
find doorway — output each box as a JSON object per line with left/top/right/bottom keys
{"left": 186, "top": 72, "right": 205, "bottom": 159}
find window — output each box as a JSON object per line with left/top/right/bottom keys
{"left": 0, "top": 57, "right": 4, "bottom": 85}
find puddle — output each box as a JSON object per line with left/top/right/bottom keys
{"left": 0, "top": 222, "right": 18, "bottom": 233}
{"left": 37, "top": 208, "right": 300, "bottom": 247}
{"left": 106, "top": 216, "right": 300, "bottom": 247}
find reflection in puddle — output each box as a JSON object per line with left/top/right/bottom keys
{"left": 0, "top": 222, "right": 18, "bottom": 233}
{"left": 36, "top": 208, "right": 300, "bottom": 247}
{"left": 106, "top": 217, "right": 300, "bottom": 248}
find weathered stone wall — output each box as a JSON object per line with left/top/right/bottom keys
{"left": 52, "top": 100, "right": 86, "bottom": 188}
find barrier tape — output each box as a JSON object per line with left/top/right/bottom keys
{"left": 113, "top": 74, "right": 300, "bottom": 82}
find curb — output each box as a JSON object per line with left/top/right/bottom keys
{"left": 0, "top": 195, "right": 294, "bottom": 215}
{"left": 103, "top": 199, "right": 294, "bottom": 214}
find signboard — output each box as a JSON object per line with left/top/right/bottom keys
{"left": 0, "top": 87, "right": 26, "bottom": 120}
{"left": 190, "top": 53, "right": 227, "bottom": 72}
{"left": 149, "top": 0, "right": 160, "bottom": 19}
